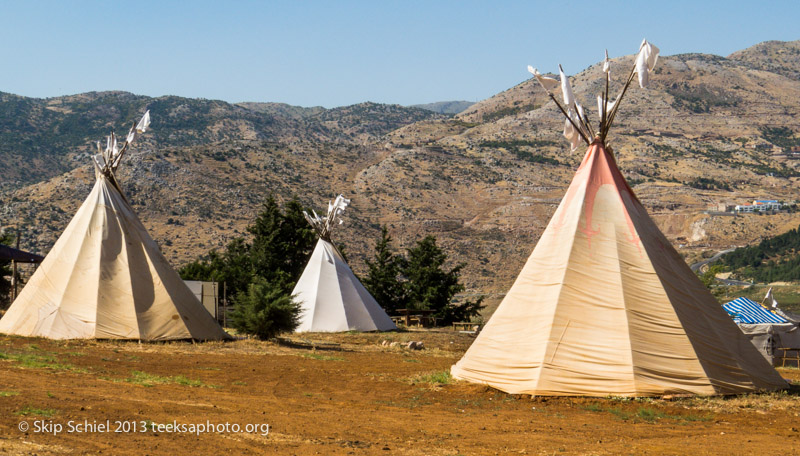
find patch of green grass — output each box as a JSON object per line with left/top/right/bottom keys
{"left": 582, "top": 403, "right": 711, "bottom": 423}
{"left": 409, "top": 394, "right": 431, "bottom": 407}
{"left": 301, "top": 353, "right": 345, "bottom": 361}
{"left": 409, "top": 370, "right": 452, "bottom": 385}
{"left": 377, "top": 393, "right": 432, "bottom": 409}
{"left": 0, "top": 350, "right": 86, "bottom": 373}
{"left": 679, "top": 414, "right": 712, "bottom": 422}
{"left": 636, "top": 407, "right": 667, "bottom": 422}
{"left": 0, "top": 391, "right": 19, "bottom": 397}
{"left": 454, "top": 398, "right": 485, "bottom": 408}
{"left": 125, "top": 370, "right": 211, "bottom": 388}
{"left": 608, "top": 407, "right": 632, "bottom": 420}
{"left": 402, "top": 358, "right": 421, "bottom": 363}
{"left": 125, "top": 371, "right": 169, "bottom": 387}
{"left": 232, "top": 381, "right": 247, "bottom": 386}
{"left": 16, "top": 406, "right": 57, "bottom": 417}
{"left": 173, "top": 376, "right": 207, "bottom": 387}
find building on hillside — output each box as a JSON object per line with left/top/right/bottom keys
{"left": 735, "top": 200, "right": 784, "bottom": 213}
{"left": 754, "top": 200, "right": 783, "bottom": 210}
{"left": 750, "top": 143, "right": 773, "bottom": 151}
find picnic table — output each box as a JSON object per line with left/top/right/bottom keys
{"left": 394, "top": 309, "right": 435, "bottom": 327}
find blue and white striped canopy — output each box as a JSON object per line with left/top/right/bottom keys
{"left": 723, "top": 297, "right": 788, "bottom": 324}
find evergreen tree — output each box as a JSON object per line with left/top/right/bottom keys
{"left": 216, "top": 238, "right": 253, "bottom": 296}
{"left": 363, "top": 226, "right": 406, "bottom": 313}
{"left": 228, "top": 276, "right": 302, "bottom": 339}
{"left": 719, "top": 223, "right": 800, "bottom": 282}
{"left": 249, "top": 196, "right": 315, "bottom": 293}
{"left": 0, "top": 232, "right": 14, "bottom": 307}
{"left": 179, "top": 237, "right": 252, "bottom": 298}
{"left": 179, "top": 194, "right": 314, "bottom": 337}
{"left": 278, "top": 198, "right": 317, "bottom": 282}
{"left": 181, "top": 195, "right": 315, "bottom": 297}
{"left": 698, "top": 264, "right": 725, "bottom": 297}
{"left": 402, "top": 235, "right": 483, "bottom": 325}
{"left": 249, "top": 195, "right": 291, "bottom": 289}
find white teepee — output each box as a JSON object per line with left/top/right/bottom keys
{"left": 0, "top": 112, "right": 230, "bottom": 340}
{"left": 293, "top": 195, "right": 396, "bottom": 332}
{"left": 451, "top": 41, "right": 787, "bottom": 396}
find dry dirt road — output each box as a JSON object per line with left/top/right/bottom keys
{"left": 0, "top": 331, "right": 798, "bottom": 455}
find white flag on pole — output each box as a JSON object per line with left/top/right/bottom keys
{"left": 635, "top": 39, "right": 660, "bottom": 88}
{"left": 764, "top": 287, "right": 779, "bottom": 309}
{"left": 527, "top": 66, "right": 559, "bottom": 91}
{"left": 559, "top": 65, "right": 576, "bottom": 109}
{"left": 136, "top": 110, "right": 151, "bottom": 133}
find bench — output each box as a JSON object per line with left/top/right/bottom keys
{"left": 777, "top": 347, "right": 800, "bottom": 368}
{"left": 453, "top": 322, "right": 479, "bottom": 332}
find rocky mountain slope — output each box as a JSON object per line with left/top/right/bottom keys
{"left": 412, "top": 101, "right": 475, "bottom": 115}
{"left": 3, "top": 39, "right": 800, "bottom": 314}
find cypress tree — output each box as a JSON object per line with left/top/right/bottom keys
{"left": 0, "top": 232, "right": 14, "bottom": 307}
{"left": 402, "top": 235, "right": 484, "bottom": 325}
{"left": 363, "top": 226, "right": 406, "bottom": 313}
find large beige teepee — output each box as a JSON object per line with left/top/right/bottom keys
{"left": 451, "top": 41, "right": 787, "bottom": 396}
{"left": 0, "top": 112, "right": 229, "bottom": 341}
{"left": 293, "top": 195, "right": 396, "bottom": 332}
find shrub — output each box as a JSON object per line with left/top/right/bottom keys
{"left": 229, "top": 278, "right": 301, "bottom": 339}
{"left": 402, "top": 236, "right": 484, "bottom": 325}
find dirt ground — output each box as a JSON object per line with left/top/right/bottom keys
{"left": 0, "top": 330, "right": 798, "bottom": 456}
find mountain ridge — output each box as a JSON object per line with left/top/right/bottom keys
{"left": 3, "top": 39, "right": 800, "bottom": 314}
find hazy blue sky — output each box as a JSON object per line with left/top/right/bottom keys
{"left": 0, "top": 1, "right": 797, "bottom": 108}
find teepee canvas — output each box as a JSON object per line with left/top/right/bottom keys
{"left": 293, "top": 195, "right": 396, "bottom": 332}
{"left": 0, "top": 112, "right": 229, "bottom": 341}
{"left": 451, "top": 41, "right": 787, "bottom": 396}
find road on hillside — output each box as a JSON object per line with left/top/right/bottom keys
{"left": 689, "top": 248, "right": 736, "bottom": 272}
{"left": 716, "top": 277, "right": 755, "bottom": 286}
{"left": 689, "top": 248, "right": 757, "bottom": 286}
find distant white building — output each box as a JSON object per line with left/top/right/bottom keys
{"left": 735, "top": 200, "right": 783, "bottom": 212}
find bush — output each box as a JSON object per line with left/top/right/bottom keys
{"left": 402, "top": 236, "right": 484, "bottom": 325}
{"left": 363, "top": 226, "right": 407, "bottom": 314}
{"left": 0, "top": 234, "right": 12, "bottom": 307}
{"left": 229, "top": 278, "right": 302, "bottom": 339}
{"left": 436, "top": 297, "right": 485, "bottom": 325}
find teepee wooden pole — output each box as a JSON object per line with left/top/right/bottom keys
{"left": 603, "top": 61, "right": 637, "bottom": 140}
{"left": 580, "top": 108, "right": 595, "bottom": 138}
{"left": 547, "top": 93, "right": 591, "bottom": 146}
{"left": 601, "top": 70, "right": 610, "bottom": 138}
